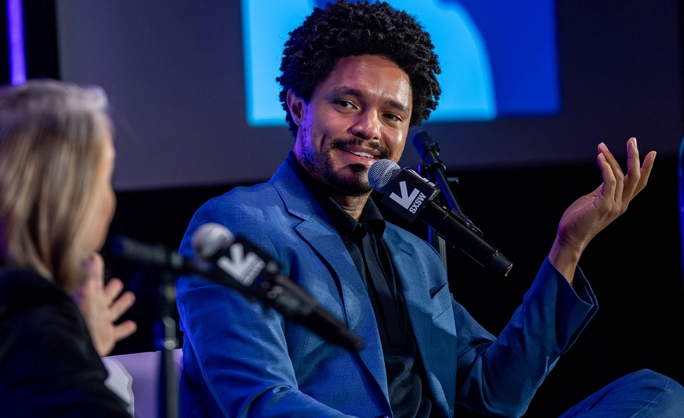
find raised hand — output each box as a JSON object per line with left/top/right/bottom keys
{"left": 72, "top": 252, "right": 137, "bottom": 356}
{"left": 549, "top": 137, "right": 656, "bottom": 283}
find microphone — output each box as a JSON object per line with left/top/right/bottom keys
{"left": 191, "top": 223, "right": 365, "bottom": 353}
{"left": 110, "top": 233, "right": 260, "bottom": 298}
{"left": 111, "top": 231, "right": 365, "bottom": 353}
{"left": 110, "top": 235, "right": 197, "bottom": 274}
{"left": 368, "top": 159, "right": 513, "bottom": 277}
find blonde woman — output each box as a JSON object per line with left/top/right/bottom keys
{"left": 0, "top": 80, "right": 136, "bottom": 416}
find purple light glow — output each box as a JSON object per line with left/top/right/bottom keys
{"left": 7, "top": 0, "right": 26, "bottom": 85}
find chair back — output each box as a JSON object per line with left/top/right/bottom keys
{"left": 103, "top": 349, "right": 183, "bottom": 418}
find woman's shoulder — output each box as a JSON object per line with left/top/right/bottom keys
{"left": 0, "top": 269, "right": 128, "bottom": 417}
{"left": 0, "top": 268, "right": 74, "bottom": 318}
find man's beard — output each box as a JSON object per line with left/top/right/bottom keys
{"left": 298, "top": 131, "right": 390, "bottom": 196}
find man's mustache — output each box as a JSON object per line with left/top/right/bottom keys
{"left": 330, "top": 138, "right": 391, "bottom": 160}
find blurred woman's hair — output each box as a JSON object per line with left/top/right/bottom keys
{"left": 0, "top": 79, "right": 111, "bottom": 293}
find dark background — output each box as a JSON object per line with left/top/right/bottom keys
{"left": 8, "top": 1, "right": 684, "bottom": 416}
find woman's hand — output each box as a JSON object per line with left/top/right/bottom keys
{"left": 72, "top": 253, "right": 137, "bottom": 356}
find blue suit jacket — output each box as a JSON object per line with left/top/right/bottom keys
{"left": 175, "top": 158, "right": 598, "bottom": 418}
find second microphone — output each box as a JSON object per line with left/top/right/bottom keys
{"left": 367, "top": 159, "right": 513, "bottom": 277}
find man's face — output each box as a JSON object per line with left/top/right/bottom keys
{"left": 288, "top": 54, "right": 412, "bottom": 196}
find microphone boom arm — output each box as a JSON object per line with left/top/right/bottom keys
{"left": 419, "top": 141, "right": 467, "bottom": 217}
{"left": 421, "top": 203, "right": 513, "bottom": 276}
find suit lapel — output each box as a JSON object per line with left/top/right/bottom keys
{"left": 384, "top": 227, "right": 458, "bottom": 413}
{"left": 270, "top": 161, "right": 389, "bottom": 400}
{"left": 295, "top": 221, "right": 387, "bottom": 390}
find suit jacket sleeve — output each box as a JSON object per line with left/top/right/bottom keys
{"left": 449, "top": 257, "right": 597, "bottom": 416}
{"left": 175, "top": 193, "right": 360, "bottom": 418}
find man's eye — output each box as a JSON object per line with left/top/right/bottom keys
{"left": 385, "top": 114, "right": 402, "bottom": 121}
{"left": 336, "top": 100, "right": 353, "bottom": 108}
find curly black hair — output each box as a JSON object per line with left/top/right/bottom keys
{"left": 277, "top": 0, "right": 442, "bottom": 137}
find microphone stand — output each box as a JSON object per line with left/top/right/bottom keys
{"left": 416, "top": 136, "right": 487, "bottom": 273}
{"left": 156, "top": 270, "right": 179, "bottom": 418}
{"left": 417, "top": 140, "right": 466, "bottom": 217}
{"left": 109, "top": 238, "right": 180, "bottom": 418}
{"left": 417, "top": 160, "right": 454, "bottom": 274}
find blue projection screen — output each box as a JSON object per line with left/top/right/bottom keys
{"left": 56, "top": 0, "right": 681, "bottom": 191}
{"left": 242, "top": 0, "right": 560, "bottom": 126}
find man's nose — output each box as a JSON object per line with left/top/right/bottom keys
{"left": 350, "top": 109, "right": 381, "bottom": 140}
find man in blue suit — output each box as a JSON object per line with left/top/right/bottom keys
{"left": 175, "top": 1, "right": 684, "bottom": 417}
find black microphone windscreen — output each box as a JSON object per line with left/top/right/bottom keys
{"left": 111, "top": 235, "right": 167, "bottom": 266}
{"left": 368, "top": 159, "right": 401, "bottom": 193}
{"left": 110, "top": 236, "right": 188, "bottom": 271}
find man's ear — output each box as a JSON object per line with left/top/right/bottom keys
{"left": 286, "top": 89, "right": 305, "bottom": 126}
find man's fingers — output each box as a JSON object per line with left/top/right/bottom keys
{"left": 598, "top": 142, "right": 624, "bottom": 178}
{"left": 622, "top": 137, "right": 643, "bottom": 197}
{"left": 596, "top": 152, "right": 616, "bottom": 201}
{"left": 601, "top": 142, "right": 626, "bottom": 204}
{"left": 634, "top": 150, "right": 656, "bottom": 196}
{"left": 626, "top": 137, "right": 641, "bottom": 178}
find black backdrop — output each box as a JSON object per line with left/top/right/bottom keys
{"left": 8, "top": 0, "right": 684, "bottom": 416}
